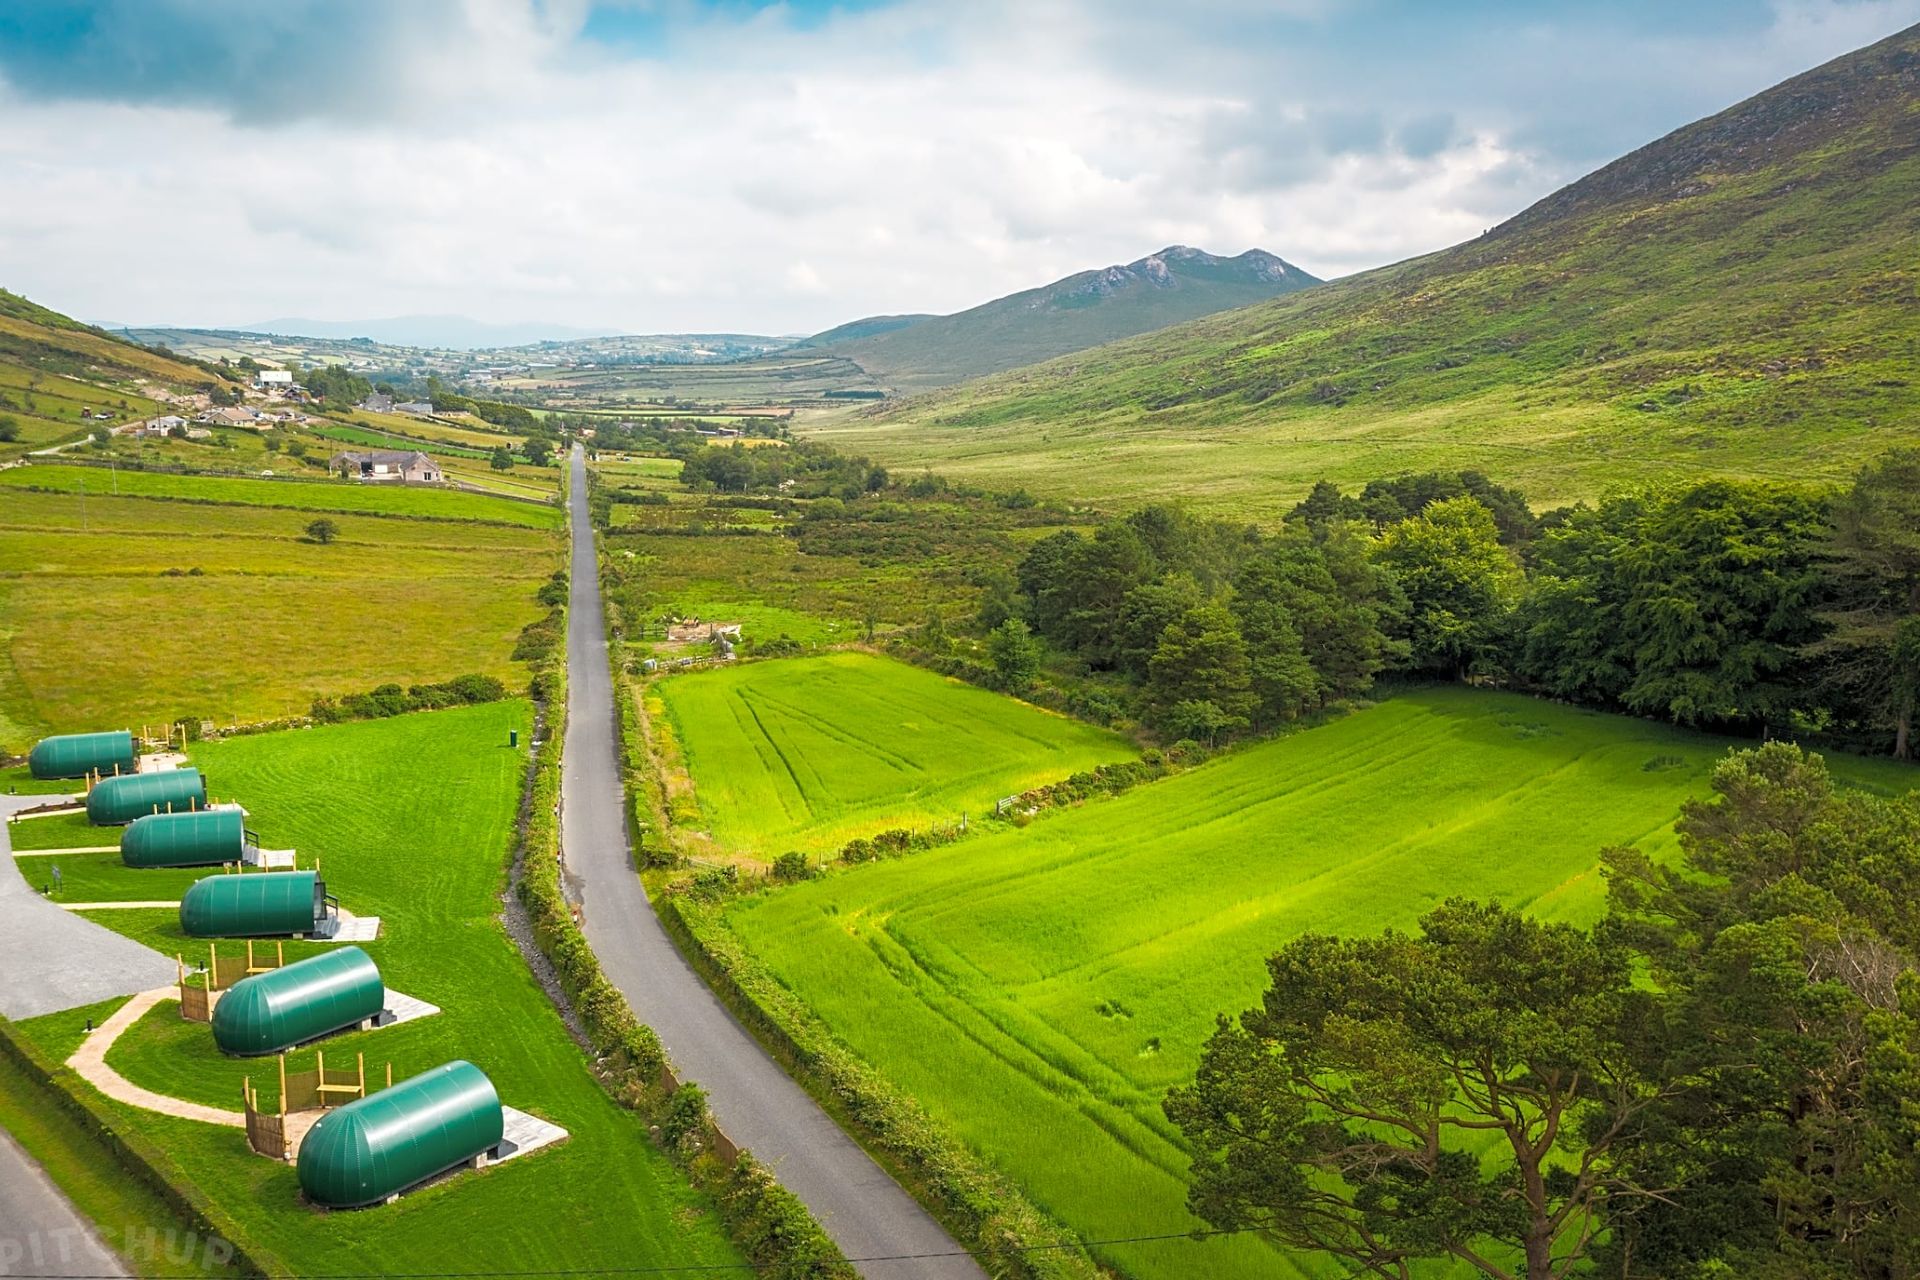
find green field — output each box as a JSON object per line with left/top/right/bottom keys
{"left": 309, "top": 421, "right": 495, "bottom": 460}
{"left": 0, "top": 463, "right": 561, "bottom": 529}
{"left": 721, "top": 687, "right": 1919, "bottom": 1280}
{"left": 0, "top": 487, "right": 556, "bottom": 748}
{"left": 8, "top": 704, "right": 742, "bottom": 1275}
{"left": 654, "top": 652, "right": 1137, "bottom": 855}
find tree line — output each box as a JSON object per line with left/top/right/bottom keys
{"left": 999, "top": 457, "right": 1920, "bottom": 757}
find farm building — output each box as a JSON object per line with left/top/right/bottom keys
{"left": 29, "top": 730, "right": 136, "bottom": 780}
{"left": 297, "top": 1061, "right": 504, "bottom": 1207}
{"left": 358, "top": 392, "right": 394, "bottom": 413}
{"left": 211, "top": 946, "right": 384, "bottom": 1056}
{"left": 180, "top": 870, "right": 333, "bottom": 938}
{"left": 329, "top": 450, "right": 443, "bottom": 483}
{"left": 87, "top": 768, "right": 208, "bottom": 825}
{"left": 121, "top": 808, "right": 248, "bottom": 868}
{"left": 254, "top": 369, "right": 295, "bottom": 389}
{"left": 393, "top": 401, "right": 434, "bottom": 415}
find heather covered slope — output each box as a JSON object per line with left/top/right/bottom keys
{"left": 808, "top": 246, "right": 1319, "bottom": 392}
{"left": 812, "top": 25, "right": 1920, "bottom": 516}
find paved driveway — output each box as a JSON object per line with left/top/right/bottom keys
{"left": 0, "top": 795, "right": 177, "bottom": 1020}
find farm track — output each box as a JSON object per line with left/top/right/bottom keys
{"left": 557, "top": 445, "right": 988, "bottom": 1280}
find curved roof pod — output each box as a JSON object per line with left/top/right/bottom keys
{"left": 122, "top": 809, "right": 245, "bottom": 868}
{"left": 180, "top": 872, "right": 323, "bottom": 938}
{"left": 29, "top": 731, "right": 136, "bottom": 780}
{"left": 86, "top": 769, "right": 207, "bottom": 826}
{"left": 297, "top": 1061, "right": 504, "bottom": 1208}
{"left": 211, "top": 946, "right": 382, "bottom": 1056}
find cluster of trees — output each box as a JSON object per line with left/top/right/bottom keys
{"left": 490, "top": 438, "right": 553, "bottom": 470}
{"left": 1004, "top": 503, "right": 1403, "bottom": 741}
{"left": 301, "top": 363, "right": 372, "bottom": 404}
{"left": 680, "top": 440, "right": 888, "bottom": 498}
{"left": 1170, "top": 741, "right": 1920, "bottom": 1279}
{"left": 420, "top": 376, "right": 545, "bottom": 431}
{"left": 1005, "top": 457, "right": 1920, "bottom": 756}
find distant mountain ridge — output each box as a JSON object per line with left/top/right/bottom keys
{"left": 830, "top": 23, "right": 1920, "bottom": 515}
{"left": 804, "top": 246, "right": 1319, "bottom": 392}
{"left": 235, "top": 315, "right": 612, "bottom": 350}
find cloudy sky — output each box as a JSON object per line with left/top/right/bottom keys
{"left": 1, "top": 0, "right": 1915, "bottom": 338}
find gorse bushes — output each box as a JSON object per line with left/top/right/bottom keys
{"left": 310, "top": 673, "right": 507, "bottom": 723}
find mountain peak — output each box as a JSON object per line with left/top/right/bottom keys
{"left": 802, "top": 245, "right": 1320, "bottom": 392}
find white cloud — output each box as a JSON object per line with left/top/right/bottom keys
{"left": 0, "top": 0, "right": 1913, "bottom": 334}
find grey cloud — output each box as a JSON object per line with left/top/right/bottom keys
{"left": 0, "top": 0, "right": 464, "bottom": 124}
{"left": 1395, "top": 111, "right": 1455, "bottom": 159}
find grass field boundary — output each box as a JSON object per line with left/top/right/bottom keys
{"left": 4, "top": 467, "right": 558, "bottom": 526}
{"left": 0, "top": 1017, "right": 284, "bottom": 1277}
{"left": 653, "top": 890, "right": 1101, "bottom": 1280}
{"left": 604, "top": 644, "right": 1100, "bottom": 1280}
{"left": 513, "top": 626, "right": 854, "bottom": 1278}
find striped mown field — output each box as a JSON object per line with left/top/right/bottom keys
{"left": 724, "top": 687, "right": 1919, "bottom": 1280}
{"left": 653, "top": 651, "right": 1139, "bottom": 856}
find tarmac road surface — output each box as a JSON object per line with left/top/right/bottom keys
{"left": 0, "top": 1120, "right": 129, "bottom": 1276}
{"left": 559, "top": 445, "right": 989, "bottom": 1280}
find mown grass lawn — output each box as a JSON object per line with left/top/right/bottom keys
{"left": 654, "top": 651, "right": 1139, "bottom": 855}
{"left": 0, "top": 488, "right": 557, "bottom": 748}
{"left": 723, "top": 687, "right": 1920, "bottom": 1280}
{"left": 10, "top": 703, "right": 743, "bottom": 1276}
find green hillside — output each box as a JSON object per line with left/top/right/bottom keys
{"left": 809, "top": 246, "right": 1320, "bottom": 393}
{"left": 810, "top": 25, "right": 1920, "bottom": 514}
{"left": 0, "top": 288, "right": 223, "bottom": 456}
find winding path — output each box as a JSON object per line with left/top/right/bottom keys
{"left": 558, "top": 445, "right": 987, "bottom": 1279}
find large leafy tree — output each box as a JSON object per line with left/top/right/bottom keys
{"left": 1231, "top": 529, "right": 1396, "bottom": 722}
{"left": 1521, "top": 483, "right": 1826, "bottom": 731}
{"left": 1017, "top": 523, "right": 1157, "bottom": 666}
{"left": 1146, "top": 603, "right": 1255, "bottom": 741}
{"left": 1599, "top": 743, "right": 1920, "bottom": 1278}
{"left": 1116, "top": 574, "right": 1207, "bottom": 680}
{"left": 1816, "top": 449, "right": 1920, "bottom": 757}
{"left": 1372, "top": 496, "right": 1521, "bottom": 677}
{"left": 1167, "top": 900, "right": 1669, "bottom": 1280}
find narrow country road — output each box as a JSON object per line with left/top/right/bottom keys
{"left": 0, "top": 1129, "right": 129, "bottom": 1278}
{"left": 558, "top": 446, "right": 988, "bottom": 1280}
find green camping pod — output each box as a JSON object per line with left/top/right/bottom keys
{"left": 122, "top": 809, "right": 245, "bottom": 868}
{"left": 298, "top": 1061, "right": 504, "bottom": 1208}
{"left": 211, "top": 946, "right": 382, "bottom": 1056}
{"left": 86, "top": 769, "right": 207, "bottom": 826}
{"left": 29, "top": 731, "right": 136, "bottom": 780}
{"left": 180, "top": 872, "right": 327, "bottom": 938}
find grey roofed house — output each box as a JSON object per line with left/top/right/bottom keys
{"left": 359, "top": 392, "right": 394, "bottom": 413}
{"left": 329, "top": 449, "right": 444, "bottom": 483}
{"left": 393, "top": 400, "right": 434, "bottom": 415}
